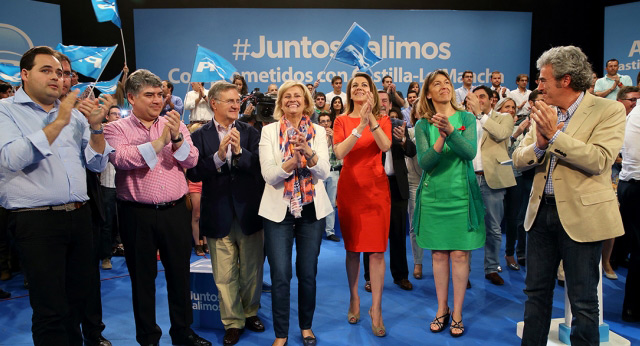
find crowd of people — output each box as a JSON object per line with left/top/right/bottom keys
{"left": 0, "top": 44, "right": 638, "bottom": 346}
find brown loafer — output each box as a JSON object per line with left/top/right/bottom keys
{"left": 413, "top": 264, "right": 423, "bottom": 280}
{"left": 485, "top": 272, "right": 504, "bottom": 286}
{"left": 223, "top": 328, "right": 244, "bottom": 345}
{"left": 245, "top": 316, "right": 265, "bottom": 332}
{"left": 393, "top": 278, "right": 413, "bottom": 291}
{"left": 364, "top": 281, "right": 372, "bottom": 292}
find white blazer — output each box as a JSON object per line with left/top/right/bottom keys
{"left": 258, "top": 121, "right": 333, "bottom": 222}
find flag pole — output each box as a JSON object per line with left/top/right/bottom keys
{"left": 87, "top": 44, "right": 118, "bottom": 96}
{"left": 318, "top": 22, "right": 357, "bottom": 82}
{"left": 183, "top": 45, "right": 202, "bottom": 123}
{"left": 119, "top": 28, "right": 127, "bottom": 66}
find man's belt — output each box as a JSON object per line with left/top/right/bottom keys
{"left": 119, "top": 196, "right": 185, "bottom": 210}
{"left": 475, "top": 171, "right": 484, "bottom": 176}
{"left": 330, "top": 165, "right": 342, "bottom": 172}
{"left": 11, "top": 201, "right": 87, "bottom": 213}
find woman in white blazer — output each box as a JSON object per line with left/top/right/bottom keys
{"left": 258, "top": 80, "right": 332, "bottom": 346}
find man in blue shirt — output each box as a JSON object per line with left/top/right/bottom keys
{"left": 160, "top": 80, "right": 184, "bottom": 117}
{"left": 0, "top": 46, "right": 112, "bottom": 345}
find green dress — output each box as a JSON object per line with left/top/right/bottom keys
{"left": 413, "top": 111, "right": 485, "bottom": 250}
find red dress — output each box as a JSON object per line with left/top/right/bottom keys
{"left": 334, "top": 114, "right": 392, "bottom": 252}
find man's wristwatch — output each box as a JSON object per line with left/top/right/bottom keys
{"left": 171, "top": 133, "right": 183, "bottom": 143}
{"left": 476, "top": 112, "right": 485, "bottom": 120}
{"left": 90, "top": 124, "right": 104, "bottom": 135}
{"left": 351, "top": 128, "right": 362, "bottom": 138}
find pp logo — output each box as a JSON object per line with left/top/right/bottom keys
{"left": 196, "top": 58, "right": 228, "bottom": 76}
{"left": 0, "top": 23, "right": 34, "bottom": 66}
{"left": 79, "top": 56, "right": 104, "bottom": 68}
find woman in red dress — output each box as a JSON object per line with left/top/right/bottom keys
{"left": 333, "top": 72, "right": 392, "bottom": 337}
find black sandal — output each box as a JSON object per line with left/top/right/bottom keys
{"left": 450, "top": 316, "right": 464, "bottom": 337}
{"left": 430, "top": 307, "right": 450, "bottom": 333}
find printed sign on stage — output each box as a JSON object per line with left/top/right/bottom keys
{"left": 134, "top": 8, "right": 531, "bottom": 107}
{"left": 0, "top": 0, "right": 62, "bottom": 67}
{"left": 604, "top": 2, "right": 640, "bottom": 82}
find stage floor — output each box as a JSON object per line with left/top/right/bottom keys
{"left": 1, "top": 232, "right": 638, "bottom": 345}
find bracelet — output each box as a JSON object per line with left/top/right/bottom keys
{"left": 370, "top": 124, "right": 380, "bottom": 132}
{"left": 307, "top": 150, "right": 317, "bottom": 160}
{"left": 90, "top": 124, "right": 104, "bottom": 135}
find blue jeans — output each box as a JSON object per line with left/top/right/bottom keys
{"left": 522, "top": 200, "right": 603, "bottom": 346}
{"left": 477, "top": 175, "right": 506, "bottom": 274}
{"left": 264, "top": 204, "right": 325, "bottom": 338}
{"left": 323, "top": 170, "right": 339, "bottom": 236}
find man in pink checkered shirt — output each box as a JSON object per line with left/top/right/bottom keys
{"left": 103, "top": 69, "right": 211, "bottom": 346}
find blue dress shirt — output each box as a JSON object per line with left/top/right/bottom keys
{"left": 0, "top": 88, "right": 113, "bottom": 209}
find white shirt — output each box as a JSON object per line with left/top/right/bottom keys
{"left": 184, "top": 89, "right": 214, "bottom": 122}
{"left": 455, "top": 85, "right": 473, "bottom": 106}
{"left": 491, "top": 85, "right": 510, "bottom": 100}
{"left": 325, "top": 91, "right": 347, "bottom": 107}
{"left": 383, "top": 149, "right": 395, "bottom": 176}
{"left": 620, "top": 105, "right": 640, "bottom": 181}
{"left": 508, "top": 88, "right": 532, "bottom": 116}
{"left": 99, "top": 162, "right": 116, "bottom": 188}
{"left": 472, "top": 114, "right": 489, "bottom": 172}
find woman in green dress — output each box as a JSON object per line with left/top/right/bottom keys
{"left": 413, "top": 70, "right": 485, "bottom": 337}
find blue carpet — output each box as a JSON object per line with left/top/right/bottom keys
{"left": 0, "top": 232, "right": 638, "bottom": 345}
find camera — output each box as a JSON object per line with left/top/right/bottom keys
{"left": 243, "top": 88, "right": 277, "bottom": 123}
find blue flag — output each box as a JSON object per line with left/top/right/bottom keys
{"left": 55, "top": 44, "right": 117, "bottom": 79}
{"left": 190, "top": 45, "right": 237, "bottom": 83}
{"left": 72, "top": 72, "right": 121, "bottom": 94}
{"left": 91, "top": 0, "right": 121, "bottom": 28}
{"left": 0, "top": 63, "right": 21, "bottom": 85}
{"left": 334, "top": 23, "right": 382, "bottom": 73}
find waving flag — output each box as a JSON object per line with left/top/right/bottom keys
{"left": 55, "top": 44, "right": 117, "bottom": 79}
{"left": 334, "top": 23, "right": 382, "bottom": 73}
{"left": 91, "top": 0, "right": 121, "bottom": 28}
{"left": 72, "top": 72, "right": 121, "bottom": 94}
{"left": 0, "top": 63, "right": 21, "bottom": 85}
{"left": 190, "top": 45, "right": 237, "bottom": 83}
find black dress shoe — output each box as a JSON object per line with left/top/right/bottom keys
{"left": 0, "top": 288, "right": 10, "bottom": 299}
{"left": 245, "top": 316, "right": 265, "bottom": 332}
{"left": 327, "top": 234, "right": 340, "bottom": 242}
{"left": 302, "top": 334, "right": 317, "bottom": 346}
{"left": 84, "top": 335, "right": 112, "bottom": 346}
{"left": 466, "top": 280, "right": 472, "bottom": 289}
{"left": 517, "top": 257, "right": 526, "bottom": 267}
{"left": 173, "top": 332, "right": 212, "bottom": 346}
{"left": 485, "top": 272, "right": 504, "bottom": 285}
{"left": 557, "top": 279, "right": 565, "bottom": 287}
{"left": 222, "top": 328, "right": 243, "bottom": 345}
{"left": 393, "top": 278, "right": 413, "bottom": 290}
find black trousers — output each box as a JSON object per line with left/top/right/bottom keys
{"left": 118, "top": 199, "right": 193, "bottom": 345}
{"left": 9, "top": 204, "right": 93, "bottom": 346}
{"left": 364, "top": 176, "right": 409, "bottom": 282}
{"left": 618, "top": 180, "right": 640, "bottom": 314}
{"left": 81, "top": 209, "right": 106, "bottom": 344}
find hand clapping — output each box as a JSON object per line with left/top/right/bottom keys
{"left": 431, "top": 113, "right": 454, "bottom": 136}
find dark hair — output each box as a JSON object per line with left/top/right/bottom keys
{"left": 389, "top": 107, "right": 402, "bottom": 119}
{"left": 318, "top": 113, "right": 331, "bottom": 123}
{"left": 382, "top": 75, "right": 392, "bottom": 83}
{"left": 406, "top": 81, "right": 419, "bottom": 96}
{"left": 232, "top": 74, "right": 248, "bottom": 95}
{"left": 406, "top": 89, "right": 418, "bottom": 98}
{"left": 462, "top": 70, "right": 474, "bottom": 78}
{"left": 516, "top": 74, "right": 529, "bottom": 82}
{"left": 331, "top": 75, "right": 342, "bottom": 84}
{"left": 529, "top": 89, "right": 542, "bottom": 101}
{"left": 345, "top": 72, "right": 380, "bottom": 117}
{"left": 491, "top": 90, "right": 499, "bottom": 99}
{"left": 606, "top": 59, "right": 619, "bottom": 67}
{"left": 108, "top": 105, "right": 121, "bottom": 112}
{"left": 636, "top": 71, "right": 640, "bottom": 86}
{"left": 163, "top": 80, "right": 174, "bottom": 93}
{"left": 20, "top": 46, "right": 56, "bottom": 72}
{"left": 329, "top": 95, "right": 343, "bottom": 120}
{"left": 617, "top": 86, "right": 640, "bottom": 100}
{"left": 315, "top": 92, "right": 325, "bottom": 100}
{"left": 472, "top": 85, "right": 493, "bottom": 97}
{"left": 0, "top": 82, "right": 12, "bottom": 93}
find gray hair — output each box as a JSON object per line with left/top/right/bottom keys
{"left": 207, "top": 81, "right": 238, "bottom": 101}
{"left": 536, "top": 46, "right": 593, "bottom": 92}
{"left": 124, "top": 69, "right": 162, "bottom": 97}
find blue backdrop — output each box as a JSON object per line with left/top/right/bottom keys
{"left": 134, "top": 8, "right": 532, "bottom": 110}
{"left": 0, "top": 0, "right": 62, "bottom": 67}
{"left": 604, "top": 2, "right": 640, "bottom": 81}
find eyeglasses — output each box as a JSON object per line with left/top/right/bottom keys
{"left": 215, "top": 98, "right": 242, "bottom": 105}
{"left": 319, "top": 120, "right": 331, "bottom": 124}
{"left": 622, "top": 98, "right": 638, "bottom": 103}
{"left": 62, "top": 71, "right": 72, "bottom": 79}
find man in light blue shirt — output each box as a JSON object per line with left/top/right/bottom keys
{"left": 0, "top": 46, "right": 112, "bottom": 345}
{"left": 160, "top": 80, "right": 184, "bottom": 116}
{"left": 594, "top": 59, "right": 633, "bottom": 100}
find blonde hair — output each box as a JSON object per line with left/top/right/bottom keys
{"left": 344, "top": 72, "right": 381, "bottom": 117}
{"left": 415, "top": 70, "right": 460, "bottom": 122}
{"left": 272, "top": 80, "right": 315, "bottom": 120}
